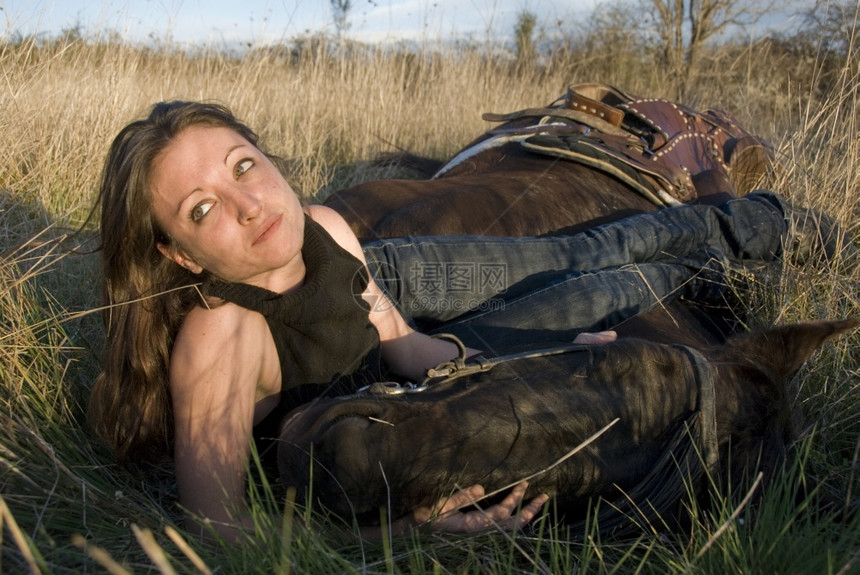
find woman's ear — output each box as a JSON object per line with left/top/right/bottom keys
{"left": 156, "top": 242, "right": 204, "bottom": 274}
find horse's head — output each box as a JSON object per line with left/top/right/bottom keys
{"left": 706, "top": 317, "right": 860, "bottom": 484}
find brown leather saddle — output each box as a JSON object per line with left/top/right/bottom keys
{"left": 483, "top": 82, "right": 779, "bottom": 205}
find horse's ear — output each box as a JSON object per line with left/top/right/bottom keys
{"left": 731, "top": 318, "right": 859, "bottom": 381}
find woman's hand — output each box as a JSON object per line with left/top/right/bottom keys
{"left": 411, "top": 481, "right": 548, "bottom": 533}
{"left": 573, "top": 330, "right": 617, "bottom": 345}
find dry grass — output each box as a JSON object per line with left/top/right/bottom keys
{"left": 1, "top": 23, "right": 859, "bottom": 574}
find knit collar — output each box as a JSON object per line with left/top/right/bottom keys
{"left": 201, "top": 214, "right": 331, "bottom": 319}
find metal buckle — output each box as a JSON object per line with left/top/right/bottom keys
{"left": 357, "top": 381, "right": 429, "bottom": 395}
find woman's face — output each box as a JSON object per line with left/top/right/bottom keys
{"left": 149, "top": 124, "right": 306, "bottom": 292}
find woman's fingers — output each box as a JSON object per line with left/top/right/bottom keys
{"left": 415, "top": 481, "right": 548, "bottom": 533}
{"left": 517, "top": 492, "right": 550, "bottom": 525}
{"left": 486, "top": 482, "right": 549, "bottom": 530}
{"left": 573, "top": 330, "right": 617, "bottom": 344}
{"left": 486, "top": 481, "right": 528, "bottom": 519}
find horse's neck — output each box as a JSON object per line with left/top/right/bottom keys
{"left": 613, "top": 303, "right": 732, "bottom": 348}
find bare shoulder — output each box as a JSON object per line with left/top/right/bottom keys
{"left": 304, "top": 203, "right": 349, "bottom": 231}
{"left": 170, "top": 302, "right": 277, "bottom": 399}
{"left": 304, "top": 204, "right": 365, "bottom": 259}
{"left": 176, "top": 301, "right": 266, "bottom": 351}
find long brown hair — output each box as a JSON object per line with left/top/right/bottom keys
{"left": 88, "top": 101, "right": 264, "bottom": 463}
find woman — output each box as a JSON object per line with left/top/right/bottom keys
{"left": 88, "top": 101, "right": 790, "bottom": 542}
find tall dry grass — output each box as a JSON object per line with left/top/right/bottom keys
{"left": 1, "top": 23, "right": 859, "bottom": 573}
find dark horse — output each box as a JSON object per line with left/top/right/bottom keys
{"left": 278, "top": 83, "right": 855, "bottom": 532}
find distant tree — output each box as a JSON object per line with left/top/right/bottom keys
{"left": 641, "top": 0, "right": 776, "bottom": 97}
{"left": 331, "top": 0, "right": 352, "bottom": 39}
{"left": 773, "top": 0, "right": 860, "bottom": 97}
{"left": 514, "top": 10, "right": 538, "bottom": 67}
{"left": 58, "top": 23, "right": 84, "bottom": 44}
{"left": 558, "top": 0, "right": 651, "bottom": 86}
{"left": 802, "top": 0, "right": 859, "bottom": 59}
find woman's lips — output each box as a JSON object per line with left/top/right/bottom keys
{"left": 253, "top": 214, "right": 283, "bottom": 245}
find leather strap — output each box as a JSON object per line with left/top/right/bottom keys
{"left": 567, "top": 90, "right": 625, "bottom": 126}
{"left": 481, "top": 107, "right": 635, "bottom": 139}
{"left": 673, "top": 344, "right": 720, "bottom": 477}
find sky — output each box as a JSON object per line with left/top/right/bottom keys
{"left": 0, "top": 0, "right": 600, "bottom": 46}
{"left": 1, "top": 0, "right": 808, "bottom": 48}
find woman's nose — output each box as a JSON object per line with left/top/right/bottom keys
{"left": 234, "top": 190, "right": 263, "bottom": 222}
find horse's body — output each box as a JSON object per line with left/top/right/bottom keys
{"left": 325, "top": 146, "right": 665, "bottom": 240}
{"left": 278, "top": 84, "right": 852, "bottom": 532}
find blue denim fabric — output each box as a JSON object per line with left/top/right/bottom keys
{"left": 361, "top": 191, "right": 788, "bottom": 348}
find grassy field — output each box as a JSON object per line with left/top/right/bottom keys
{"left": 1, "top": 23, "right": 859, "bottom": 574}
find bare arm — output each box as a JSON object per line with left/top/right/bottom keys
{"left": 170, "top": 303, "right": 280, "bottom": 542}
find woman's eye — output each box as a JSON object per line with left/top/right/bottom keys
{"left": 235, "top": 159, "right": 254, "bottom": 177}
{"left": 190, "top": 202, "right": 213, "bottom": 222}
